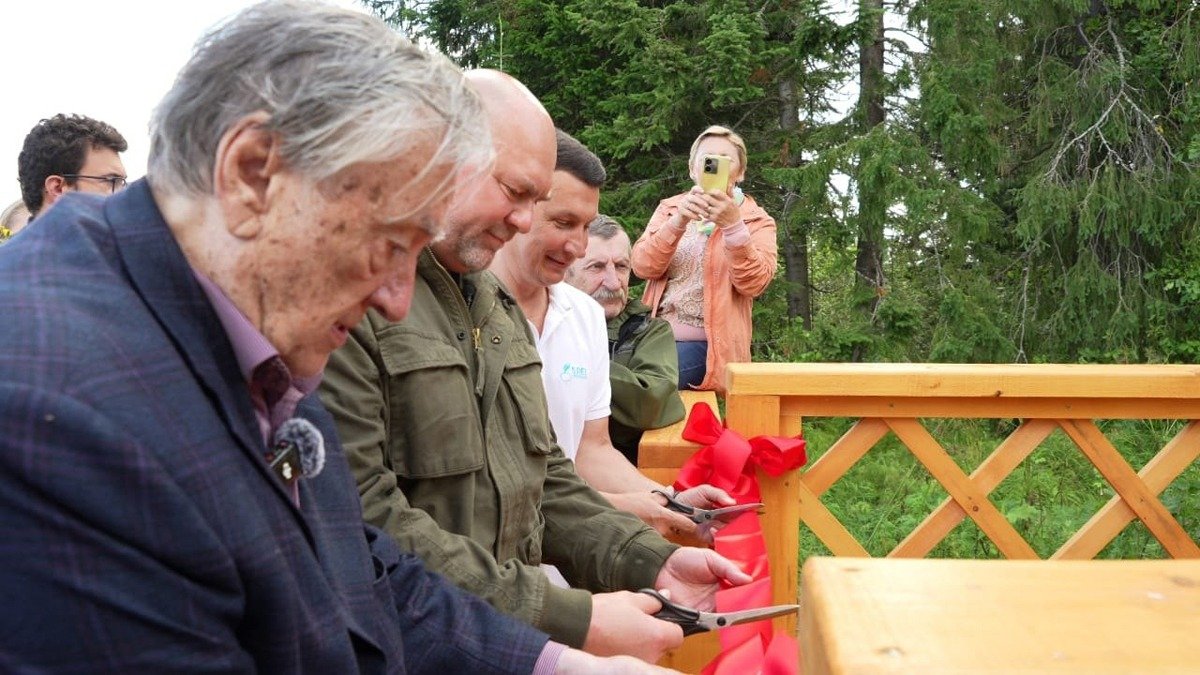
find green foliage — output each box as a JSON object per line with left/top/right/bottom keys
{"left": 364, "top": 0, "right": 1200, "bottom": 568}
{"left": 367, "top": 0, "right": 1200, "bottom": 366}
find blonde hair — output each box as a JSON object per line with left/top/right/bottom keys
{"left": 687, "top": 125, "right": 747, "bottom": 172}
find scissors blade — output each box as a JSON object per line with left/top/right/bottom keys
{"left": 691, "top": 502, "right": 764, "bottom": 524}
{"left": 701, "top": 604, "right": 801, "bottom": 630}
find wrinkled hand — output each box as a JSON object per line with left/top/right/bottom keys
{"left": 584, "top": 590, "right": 684, "bottom": 662}
{"left": 556, "top": 647, "right": 683, "bottom": 674}
{"left": 654, "top": 547, "right": 752, "bottom": 611}
{"left": 606, "top": 491, "right": 703, "bottom": 542}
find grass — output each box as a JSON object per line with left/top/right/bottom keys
{"left": 795, "top": 417, "right": 1200, "bottom": 566}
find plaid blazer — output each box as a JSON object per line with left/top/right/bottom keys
{"left": 0, "top": 181, "right": 547, "bottom": 673}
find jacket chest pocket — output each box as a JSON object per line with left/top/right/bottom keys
{"left": 501, "top": 341, "right": 557, "bottom": 458}
{"left": 378, "top": 328, "right": 485, "bottom": 478}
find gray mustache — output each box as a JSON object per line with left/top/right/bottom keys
{"left": 592, "top": 288, "right": 626, "bottom": 303}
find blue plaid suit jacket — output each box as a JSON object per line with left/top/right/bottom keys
{"left": 0, "top": 181, "right": 547, "bottom": 673}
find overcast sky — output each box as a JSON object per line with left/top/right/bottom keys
{"left": 0, "top": 0, "right": 365, "bottom": 204}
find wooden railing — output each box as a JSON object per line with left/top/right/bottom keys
{"left": 640, "top": 363, "right": 1200, "bottom": 672}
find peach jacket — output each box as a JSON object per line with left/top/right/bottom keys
{"left": 631, "top": 192, "right": 777, "bottom": 394}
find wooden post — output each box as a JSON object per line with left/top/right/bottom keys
{"left": 725, "top": 392, "right": 802, "bottom": 641}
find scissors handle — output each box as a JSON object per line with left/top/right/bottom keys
{"left": 638, "top": 588, "right": 709, "bottom": 636}
{"left": 651, "top": 488, "right": 696, "bottom": 517}
{"left": 652, "top": 489, "right": 763, "bottom": 525}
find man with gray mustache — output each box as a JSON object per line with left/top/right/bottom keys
{"left": 564, "top": 215, "right": 685, "bottom": 465}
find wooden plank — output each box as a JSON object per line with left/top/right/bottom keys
{"left": 801, "top": 557, "right": 1200, "bottom": 674}
{"left": 727, "top": 362, "right": 1200, "bottom": 400}
{"left": 1056, "top": 421, "right": 1200, "bottom": 559}
{"left": 804, "top": 417, "right": 890, "bottom": 496}
{"left": 886, "top": 418, "right": 1039, "bottom": 559}
{"left": 724, "top": 394, "right": 800, "bottom": 638}
{"left": 893, "top": 419, "right": 1055, "bottom": 558}
{"left": 1058, "top": 419, "right": 1200, "bottom": 558}
{"left": 638, "top": 390, "right": 720, "bottom": 469}
{"left": 799, "top": 480, "right": 871, "bottom": 557}
{"left": 779, "top": 395, "right": 1200, "bottom": 420}
{"left": 799, "top": 558, "right": 840, "bottom": 675}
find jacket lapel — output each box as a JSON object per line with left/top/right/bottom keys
{"left": 104, "top": 181, "right": 315, "bottom": 546}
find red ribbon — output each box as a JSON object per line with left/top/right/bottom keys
{"left": 672, "top": 402, "right": 806, "bottom": 675}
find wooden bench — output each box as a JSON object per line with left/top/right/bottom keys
{"left": 638, "top": 389, "right": 720, "bottom": 487}
{"left": 801, "top": 556, "right": 1200, "bottom": 673}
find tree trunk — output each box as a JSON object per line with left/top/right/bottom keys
{"left": 783, "top": 235, "right": 812, "bottom": 328}
{"left": 852, "top": 0, "right": 886, "bottom": 362}
{"left": 778, "top": 76, "right": 811, "bottom": 328}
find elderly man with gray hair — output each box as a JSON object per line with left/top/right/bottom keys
{"left": 0, "top": 2, "right": 674, "bottom": 673}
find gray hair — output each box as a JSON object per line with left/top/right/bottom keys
{"left": 148, "top": 0, "right": 490, "bottom": 206}
{"left": 587, "top": 214, "right": 625, "bottom": 241}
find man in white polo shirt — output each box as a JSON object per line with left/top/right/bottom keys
{"left": 491, "top": 129, "right": 732, "bottom": 543}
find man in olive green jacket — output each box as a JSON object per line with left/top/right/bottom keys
{"left": 319, "top": 71, "right": 748, "bottom": 664}
{"left": 607, "top": 299, "right": 685, "bottom": 460}
{"left": 567, "top": 215, "right": 686, "bottom": 464}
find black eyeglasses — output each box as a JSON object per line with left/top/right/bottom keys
{"left": 60, "top": 174, "right": 127, "bottom": 193}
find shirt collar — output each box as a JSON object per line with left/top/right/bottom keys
{"left": 547, "top": 282, "right": 574, "bottom": 314}
{"left": 190, "top": 269, "right": 320, "bottom": 395}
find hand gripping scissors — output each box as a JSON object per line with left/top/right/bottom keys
{"left": 638, "top": 589, "right": 800, "bottom": 636}
{"left": 651, "top": 489, "right": 764, "bottom": 525}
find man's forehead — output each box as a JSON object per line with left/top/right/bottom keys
{"left": 82, "top": 146, "right": 126, "bottom": 174}
{"left": 545, "top": 171, "right": 598, "bottom": 207}
{"left": 494, "top": 153, "right": 552, "bottom": 202}
{"left": 583, "top": 235, "right": 630, "bottom": 262}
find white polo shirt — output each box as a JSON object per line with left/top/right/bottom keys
{"left": 530, "top": 282, "right": 611, "bottom": 460}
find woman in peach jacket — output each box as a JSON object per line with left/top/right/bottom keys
{"left": 631, "top": 125, "right": 777, "bottom": 394}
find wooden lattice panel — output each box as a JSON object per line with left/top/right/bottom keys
{"left": 722, "top": 363, "right": 1200, "bottom": 563}
{"left": 803, "top": 417, "right": 1200, "bottom": 559}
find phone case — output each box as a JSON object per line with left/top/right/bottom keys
{"left": 699, "top": 154, "right": 732, "bottom": 194}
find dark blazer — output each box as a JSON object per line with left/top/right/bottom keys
{"left": 0, "top": 181, "right": 548, "bottom": 673}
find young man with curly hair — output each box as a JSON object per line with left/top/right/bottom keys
{"left": 17, "top": 113, "right": 127, "bottom": 219}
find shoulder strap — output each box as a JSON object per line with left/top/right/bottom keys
{"left": 610, "top": 312, "right": 648, "bottom": 358}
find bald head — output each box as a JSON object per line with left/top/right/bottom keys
{"left": 432, "top": 70, "right": 557, "bottom": 273}
{"left": 466, "top": 70, "right": 548, "bottom": 120}
{"left": 464, "top": 70, "right": 555, "bottom": 163}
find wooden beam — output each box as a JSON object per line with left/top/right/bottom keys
{"left": 727, "top": 363, "right": 1200, "bottom": 400}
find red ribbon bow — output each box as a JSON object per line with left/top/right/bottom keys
{"left": 672, "top": 402, "right": 806, "bottom": 675}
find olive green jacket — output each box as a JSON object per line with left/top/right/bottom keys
{"left": 319, "top": 250, "right": 677, "bottom": 647}
{"left": 607, "top": 299, "right": 687, "bottom": 463}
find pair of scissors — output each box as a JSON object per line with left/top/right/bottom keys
{"left": 651, "top": 489, "right": 764, "bottom": 524}
{"left": 638, "top": 589, "right": 800, "bottom": 636}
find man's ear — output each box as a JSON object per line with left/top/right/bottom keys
{"left": 212, "top": 111, "right": 283, "bottom": 239}
{"left": 42, "top": 175, "right": 67, "bottom": 205}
